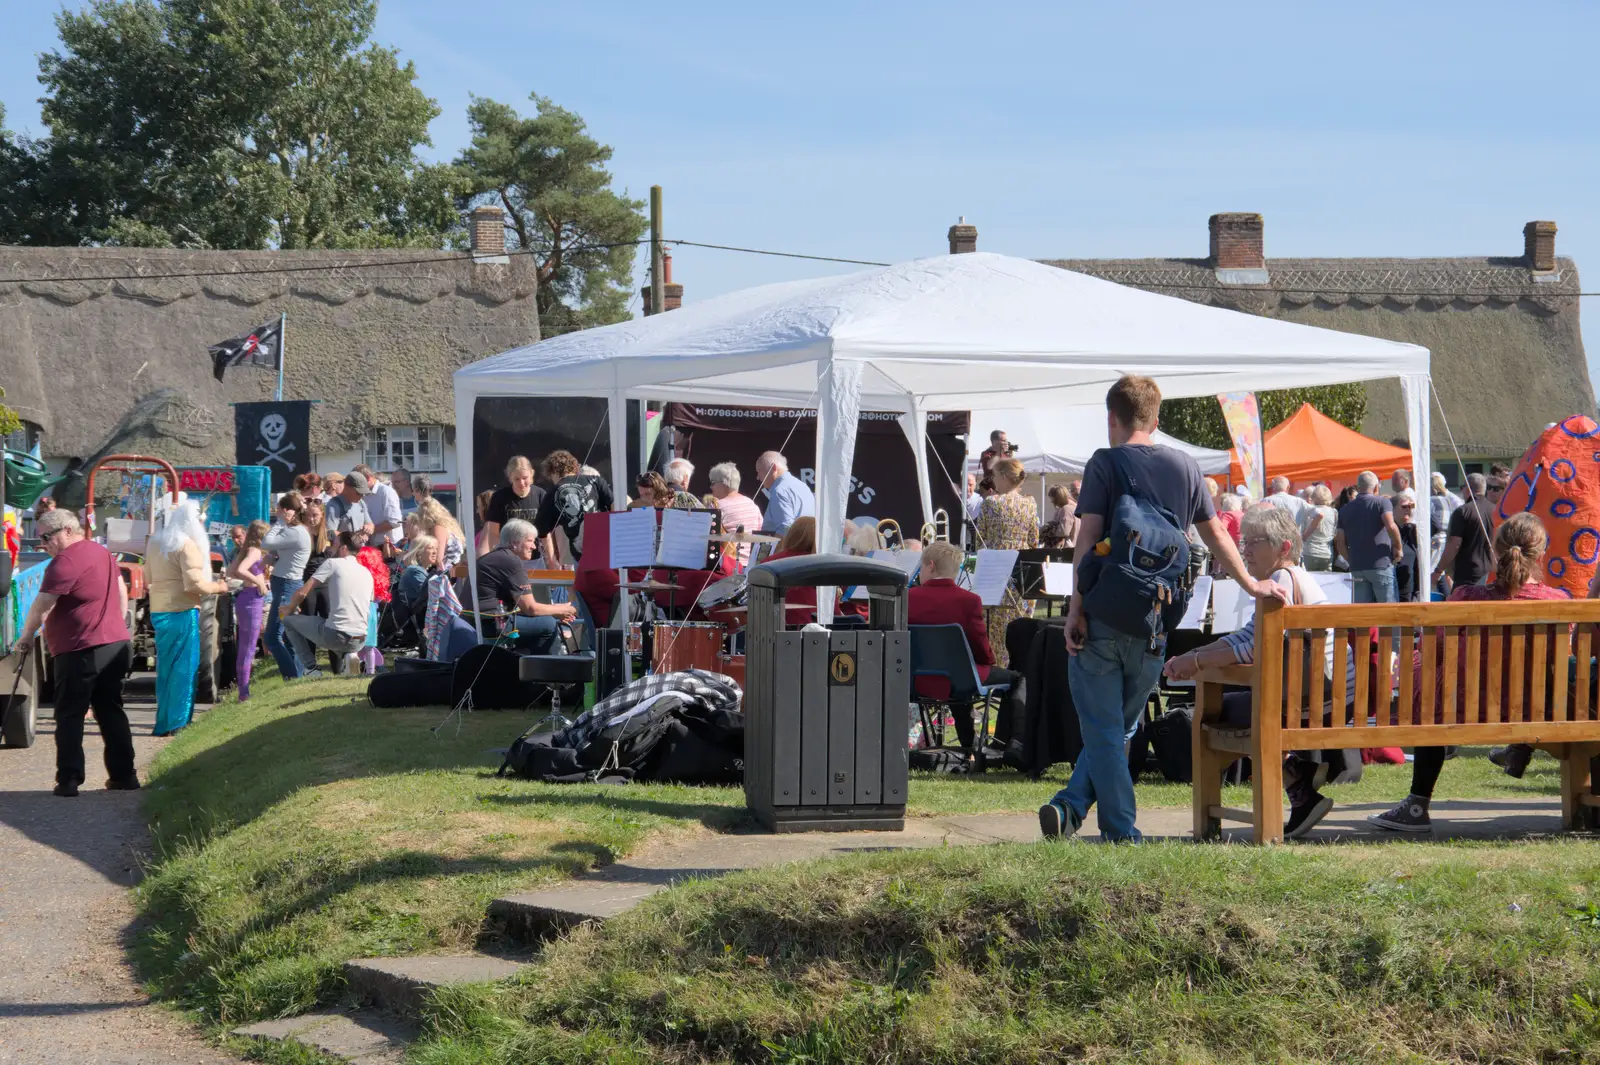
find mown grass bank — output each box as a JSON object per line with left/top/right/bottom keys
{"left": 132, "top": 662, "right": 1571, "bottom": 1044}
{"left": 408, "top": 842, "right": 1600, "bottom": 1065}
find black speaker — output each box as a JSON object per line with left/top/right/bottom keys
{"left": 595, "top": 628, "right": 628, "bottom": 700}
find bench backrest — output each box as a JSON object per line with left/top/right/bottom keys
{"left": 1252, "top": 598, "right": 1600, "bottom": 735}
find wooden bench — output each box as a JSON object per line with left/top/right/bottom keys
{"left": 1192, "top": 598, "right": 1600, "bottom": 843}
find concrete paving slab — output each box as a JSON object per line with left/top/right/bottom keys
{"left": 232, "top": 1010, "right": 415, "bottom": 1064}
{"left": 344, "top": 954, "right": 527, "bottom": 1014}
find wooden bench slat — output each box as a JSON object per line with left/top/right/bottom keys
{"left": 1310, "top": 632, "right": 1327, "bottom": 721}
{"left": 1579, "top": 629, "right": 1593, "bottom": 721}
{"left": 1332, "top": 630, "right": 1349, "bottom": 716}
{"left": 1555, "top": 627, "right": 1572, "bottom": 723}
{"left": 1291, "top": 721, "right": 1600, "bottom": 747}
{"left": 1285, "top": 633, "right": 1303, "bottom": 730}
{"left": 1532, "top": 626, "right": 1550, "bottom": 724}
{"left": 1464, "top": 627, "right": 1482, "bottom": 724}
{"left": 1487, "top": 630, "right": 1504, "bottom": 723}
{"left": 1377, "top": 631, "right": 1394, "bottom": 727}
{"left": 1509, "top": 626, "right": 1527, "bottom": 723}
{"left": 1354, "top": 628, "right": 1371, "bottom": 724}
{"left": 1442, "top": 626, "right": 1459, "bottom": 726}
{"left": 1419, "top": 628, "right": 1437, "bottom": 727}
{"left": 1397, "top": 627, "right": 1413, "bottom": 729}
{"left": 1277, "top": 600, "right": 1600, "bottom": 628}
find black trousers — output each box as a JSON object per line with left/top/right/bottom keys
{"left": 948, "top": 666, "right": 1023, "bottom": 751}
{"left": 52, "top": 640, "right": 135, "bottom": 788}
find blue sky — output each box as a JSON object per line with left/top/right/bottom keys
{"left": 4, "top": 0, "right": 1598, "bottom": 372}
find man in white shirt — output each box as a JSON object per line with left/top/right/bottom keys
{"left": 354, "top": 463, "right": 404, "bottom": 549}
{"left": 1263, "top": 475, "right": 1307, "bottom": 520}
{"left": 278, "top": 531, "right": 374, "bottom": 676}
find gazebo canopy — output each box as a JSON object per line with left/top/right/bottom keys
{"left": 454, "top": 252, "right": 1435, "bottom": 612}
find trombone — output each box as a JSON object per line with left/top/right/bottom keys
{"left": 875, "top": 518, "right": 902, "bottom": 549}
{"left": 918, "top": 508, "right": 951, "bottom": 544}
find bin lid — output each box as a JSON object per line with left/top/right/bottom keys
{"left": 748, "top": 554, "right": 909, "bottom": 591}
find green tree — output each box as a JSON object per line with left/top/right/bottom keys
{"left": 0, "top": 387, "right": 23, "bottom": 440}
{"left": 457, "top": 94, "right": 647, "bottom": 331}
{"left": 1161, "top": 384, "right": 1369, "bottom": 451}
{"left": 19, "top": 0, "right": 462, "bottom": 249}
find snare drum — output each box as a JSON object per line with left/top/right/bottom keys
{"left": 652, "top": 621, "right": 725, "bottom": 674}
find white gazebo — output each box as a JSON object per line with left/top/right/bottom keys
{"left": 454, "top": 252, "right": 1433, "bottom": 614}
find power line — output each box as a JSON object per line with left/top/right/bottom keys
{"left": 666, "top": 239, "right": 889, "bottom": 267}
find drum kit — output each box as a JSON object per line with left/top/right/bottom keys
{"left": 620, "top": 529, "right": 785, "bottom": 688}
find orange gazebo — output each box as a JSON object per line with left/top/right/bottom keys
{"left": 1230, "top": 403, "right": 1412, "bottom": 487}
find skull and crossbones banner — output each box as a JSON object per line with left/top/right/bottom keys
{"left": 234, "top": 401, "right": 311, "bottom": 492}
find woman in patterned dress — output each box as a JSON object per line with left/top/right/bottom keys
{"left": 975, "top": 457, "right": 1038, "bottom": 668}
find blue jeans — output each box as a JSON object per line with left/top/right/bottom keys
{"left": 264, "top": 575, "right": 305, "bottom": 679}
{"left": 511, "top": 615, "right": 563, "bottom": 655}
{"left": 1351, "top": 567, "right": 1397, "bottom": 604}
{"left": 1052, "top": 618, "right": 1164, "bottom": 842}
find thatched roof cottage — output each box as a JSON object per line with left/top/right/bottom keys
{"left": 1, "top": 205, "right": 536, "bottom": 486}
{"left": 957, "top": 214, "right": 1592, "bottom": 483}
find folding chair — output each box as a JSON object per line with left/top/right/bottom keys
{"left": 909, "top": 624, "right": 1013, "bottom": 771}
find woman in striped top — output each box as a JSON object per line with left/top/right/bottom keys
{"left": 1164, "top": 505, "right": 1357, "bottom": 839}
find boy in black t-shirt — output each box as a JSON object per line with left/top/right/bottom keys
{"left": 535, "top": 449, "right": 614, "bottom": 564}
{"left": 1038, "top": 375, "right": 1286, "bottom": 844}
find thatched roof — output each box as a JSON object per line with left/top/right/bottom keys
{"left": 1040, "top": 255, "right": 1592, "bottom": 456}
{"left": 0, "top": 246, "right": 538, "bottom": 464}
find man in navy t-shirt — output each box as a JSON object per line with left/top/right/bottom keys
{"left": 1335, "top": 471, "right": 1403, "bottom": 603}
{"left": 1039, "top": 376, "right": 1286, "bottom": 843}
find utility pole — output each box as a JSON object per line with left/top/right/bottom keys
{"left": 649, "top": 185, "right": 664, "bottom": 316}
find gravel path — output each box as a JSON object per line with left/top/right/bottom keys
{"left": 0, "top": 678, "right": 241, "bottom": 1064}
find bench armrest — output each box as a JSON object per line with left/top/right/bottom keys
{"left": 1195, "top": 664, "right": 1255, "bottom": 687}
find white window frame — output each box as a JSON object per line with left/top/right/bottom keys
{"left": 364, "top": 425, "right": 445, "bottom": 473}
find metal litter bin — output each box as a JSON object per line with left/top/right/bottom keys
{"left": 743, "top": 555, "right": 910, "bottom": 832}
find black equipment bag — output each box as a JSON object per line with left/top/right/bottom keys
{"left": 450, "top": 644, "right": 547, "bottom": 710}
{"left": 1149, "top": 705, "right": 1194, "bottom": 782}
{"left": 1009, "top": 616, "right": 1080, "bottom": 778}
{"left": 369, "top": 663, "right": 453, "bottom": 708}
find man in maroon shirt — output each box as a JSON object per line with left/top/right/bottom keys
{"left": 17, "top": 509, "right": 136, "bottom": 797}
{"left": 907, "top": 540, "right": 1021, "bottom": 755}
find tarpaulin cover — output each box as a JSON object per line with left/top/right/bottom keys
{"left": 1228, "top": 403, "right": 1413, "bottom": 487}
{"left": 1499, "top": 414, "right": 1600, "bottom": 598}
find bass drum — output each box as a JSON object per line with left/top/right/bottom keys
{"left": 652, "top": 622, "right": 725, "bottom": 674}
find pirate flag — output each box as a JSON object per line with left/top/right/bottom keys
{"left": 235, "top": 400, "right": 311, "bottom": 492}
{"left": 210, "top": 318, "right": 283, "bottom": 382}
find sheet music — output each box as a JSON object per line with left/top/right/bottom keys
{"left": 1209, "top": 579, "right": 1254, "bottom": 633}
{"left": 1178, "top": 576, "right": 1213, "bottom": 630}
{"left": 1041, "top": 561, "right": 1074, "bottom": 597}
{"left": 849, "top": 549, "right": 922, "bottom": 599}
{"left": 656, "top": 507, "right": 714, "bottom": 569}
{"left": 608, "top": 508, "right": 658, "bottom": 569}
{"left": 972, "top": 549, "right": 1019, "bottom": 607}
{"left": 1310, "top": 572, "right": 1353, "bottom": 604}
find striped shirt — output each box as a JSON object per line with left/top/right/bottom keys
{"left": 1218, "top": 567, "right": 1359, "bottom": 703}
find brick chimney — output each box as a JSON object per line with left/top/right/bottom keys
{"left": 470, "top": 204, "right": 508, "bottom": 262}
{"left": 948, "top": 216, "right": 977, "bottom": 254}
{"left": 641, "top": 251, "right": 684, "bottom": 314}
{"left": 1524, "top": 220, "right": 1558, "bottom": 272}
{"left": 1209, "top": 213, "right": 1265, "bottom": 270}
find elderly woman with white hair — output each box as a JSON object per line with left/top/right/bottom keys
{"left": 144, "top": 494, "right": 228, "bottom": 735}
{"left": 1164, "top": 505, "right": 1359, "bottom": 839}
{"left": 708, "top": 461, "right": 764, "bottom": 568}
{"left": 1428, "top": 473, "right": 1462, "bottom": 559}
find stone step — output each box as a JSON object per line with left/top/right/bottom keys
{"left": 344, "top": 953, "right": 530, "bottom": 1014}
{"left": 488, "top": 882, "right": 665, "bottom": 942}
{"left": 233, "top": 1009, "right": 416, "bottom": 1064}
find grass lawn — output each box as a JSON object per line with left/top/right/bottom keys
{"left": 407, "top": 842, "right": 1600, "bottom": 1065}
{"left": 132, "top": 662, "right": 1583, "bottom": 1058}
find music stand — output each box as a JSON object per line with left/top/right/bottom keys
{"left": 1016, "top": 548, "right": 1071, "bottom": 617}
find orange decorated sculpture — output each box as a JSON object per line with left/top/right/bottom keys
{"left": 1497, "top": 414, "right": 1600, "bottom": 597}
